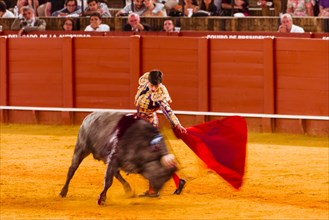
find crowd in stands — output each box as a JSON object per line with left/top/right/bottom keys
{"left": 0, "top": 0, "right": 328, "bottom": 35}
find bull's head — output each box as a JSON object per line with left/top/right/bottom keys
{"left": 120, "top": 119, "right": 177, "bottom": 193}
{"left": 150, "top": 135, "right": 177, "bottom": 168}
{"left": 141, "top": 134, "right": 177, "bottom": 192}
{"left": 142, "top": 160, "right": 176, "bottom": 192}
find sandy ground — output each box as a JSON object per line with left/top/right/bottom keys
{"left": 0, "top": 127, "right": 328, "bottom": 220}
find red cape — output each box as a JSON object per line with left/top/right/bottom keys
{"left": 175, "top": 116, "right": 247, "bottom": 189}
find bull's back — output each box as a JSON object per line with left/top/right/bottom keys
{"left": 77, "top": 112, "right": 126, "bottom": 158}
{"left": 81, "top": 112, "right": 126, "bottom": 133}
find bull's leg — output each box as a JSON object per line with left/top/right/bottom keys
{"left": 115, "top": 171, "right": 132, "bottom": 194}
{"left": 97, "top": 158, "right": 119, "bottom": 205}
{"left": 59, "top": 143, "right": 91, "bottom": 197}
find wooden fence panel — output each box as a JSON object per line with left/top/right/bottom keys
{"left": 0, "top": 38, "right": 8, "bottom": 122}
{"left": 74, "top": 37, "right": 133, "bottom": 109}
{"left": 6, "top": 38, "right": 66, "bottom": 123}
{"left": 141, "top": 36, "right": 202, "bottom": 111}
{"left": 7, "top": 38, "right": 63, "bottom": 106}
{"left": 275, "top": 38, "right": 329, "bottom": 116}
{"left": 209, "top": 39, "right": 266, "bottom": 114}
{"left": 275, "top": 38, "right": 329, "bottom": 134}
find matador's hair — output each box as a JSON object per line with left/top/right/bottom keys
{"left": 148, "top": 70, "right": 163, "bottom": 85}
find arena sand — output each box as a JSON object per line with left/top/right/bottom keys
{"left": 0, "top": 124, "right": 328, "bottom": 220}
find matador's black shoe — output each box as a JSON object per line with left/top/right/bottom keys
{"left": 173, "top": 179, "right": 186, "bottom": 195}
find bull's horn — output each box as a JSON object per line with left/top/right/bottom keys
{"left": 160, "top": 154, "right": 176, "bottom": 169}
{"left": 150, "top": 134, "right": 163, "bottom": 145}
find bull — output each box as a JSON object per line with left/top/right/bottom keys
{"left": 59, "top": 112, "right": 176, "bottom": 205}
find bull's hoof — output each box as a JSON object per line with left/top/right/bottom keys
{"left": 59, "top": 189, "right": 67, "bottom": 198}
{"left": 97, "top": 195, "right": 106, "bottom": 206}
{"left": 173, "top": 179, "right": 186, "bottom": 195}
{"left": 138, "top": 191, "right": 160, "bottom": 198}
{"left": 124, "top": 184, "right": 132, "bottom": 194}
{"left": 124, "top": 188, "right": 135, "bottom": 198}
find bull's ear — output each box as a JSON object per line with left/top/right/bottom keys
{"left": 150, "top": 134, "right": 163, "bottom": 145}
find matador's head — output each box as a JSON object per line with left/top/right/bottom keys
{"left": 148, "top": 70, "right": 163, "bottom": 86}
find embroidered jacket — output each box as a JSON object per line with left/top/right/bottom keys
{"left": 134, "top": 72, "right": 180, "bottom": 127}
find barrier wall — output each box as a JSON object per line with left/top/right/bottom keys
{"left": 1, "top": 17, "right": 329, "bottom": 33}
{"left": 0, "top": 36, "right": 328, "bottom": 135}
{"left": 2, "top": 30, "right": 329, "bottom": 39}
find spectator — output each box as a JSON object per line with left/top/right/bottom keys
{"left": 28, "top": 0, "right": 47, "bottom": 16}
{"left": 13, "top": 0, "right": 28, "bottom": 17}
{"left": 142, "top": 0, "right": 166, "bottom": 16}
{"left": 11, "top": 6, "right": 46, "bottom": 36}
{"left": 0, "top": 1, "right": 15, "bottom": 18}
{"left": 318, "top": 0, "right": 329, "bottom": 17}
{"left": 16, "top": 0, "right": 28, "bottom": 9}
{"left": 25, "top": 0, "right": 42, "bottom": 15}
{"left": 35, "top": 1, "right": 49, "bottom": 16}
{"left": 84, "top": 0, "right": 111, "bottom": 17}
{"left": 214, "top": 0, "right": 222, "bottom": 8}
{"left": 257, "top": 0, "right": 273, "bottom": 16}
{"left": 44, "top": 0, "right": 65, "bottom": 16}
{"left": 52, "top": 0, "right": 81, "bottom": 17}
{"left": 170, "top": 0, "right": 199, "bottom": 16}
{"left": 123, "top": 12, "right": 151, "bottom": 31}
{"left": 221, "top": 0, "right": 250, "bottom": 16}
{"left": 199, "top": 0, "right": 221, "bottom": 15}
{"left": 278, "top": 13, "right": 304, "bottom": 33}
{"left": 257, "top": 0, "right": 273, "bottom": 7}
{"left": 287, "top": 0, "right": 315, "bottom": 16}
{"left": 155, "top": 0, "right": 178, "bottom": 14}
{"left": 62, "top": 17, "right": 76, "bottom": 30}
{"left": 163, "top": 19, "right": 175, "bottom": 32}
{"left": 84, "top": 12, "right": 110, "bottom": 31}
{"left": 77, "top": 0, "right": 88, "bottom": 11}
{"left": 116, "top": 0, "right": 164, "bottom": 16}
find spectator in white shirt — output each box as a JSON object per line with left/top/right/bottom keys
{"left": 52, "top": 0, "right": 81, "bottom": 17}
{"left": 278, "top": 13, "right": 305, "bottom": 33}
{"left": 116, "top": 0, "right": 164, "bottom": 16}
{"left": 84, "top": 0, "right": 111, "bottom": 17}
{"left": 0, "top": 1, "right": 15, "bottom": 18}
{"left": 84, "top": 12, "right": 110, "bottom": 31}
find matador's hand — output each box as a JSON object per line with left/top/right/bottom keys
{"left": 175, "top": 124, "right": 187, "bottom": 134}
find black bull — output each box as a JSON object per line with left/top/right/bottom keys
{"left": 59, "top": 112, "right": 176, "bottom": 205}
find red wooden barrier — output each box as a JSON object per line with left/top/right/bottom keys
{"left": 1, "top": 30, "right": 329, "bottom": 38}
{"left": 0, "top": 36, "right": 328, "bottom": 135}
{"left": 0, "top": 38, "right": 8, "bottom": 123}
{"left": 275, "top": 38, "right": 329, "bottom": 134}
